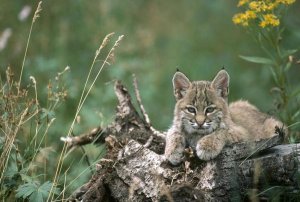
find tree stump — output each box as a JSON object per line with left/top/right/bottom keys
{"left": 64, "top": 80, "right": 299, "bottom": 202}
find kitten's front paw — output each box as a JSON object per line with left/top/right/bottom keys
{"left": 164, "top": 132, "right": 186, "bottom": 166}
{"left": 166, "top": 152, "right": 185, "bottom": 166}
{"left": 196, "top": 136, "right": 225, "bottom": 161}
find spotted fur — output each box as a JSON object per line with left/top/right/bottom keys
{"left": 164, "top": 70, "right": 285, "bottom": 165}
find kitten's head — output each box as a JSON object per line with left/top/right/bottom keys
{"left": 172, "top": 70, "right": 230, "bottom": 135}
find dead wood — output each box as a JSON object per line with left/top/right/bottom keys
{"left": 64, "top": 80, "right": 299, "bottom": 202}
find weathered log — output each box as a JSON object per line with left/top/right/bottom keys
{"left": 65, "top": 80, "right": 298, "bottom": 202}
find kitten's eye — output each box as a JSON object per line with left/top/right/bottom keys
{"left": 205, "top": 107, "right": 215, "bottom": 114}
{"left": 186, "top": 106, "right": 196, "bottom": 114}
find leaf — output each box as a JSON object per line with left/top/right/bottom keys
{"left": 292, "top": 88, "right": 300, "bottom": 98}
{"left": 39, "top": 181, "right": 53, "bottom": 194}
{"left": 40, "top": 108, "right": 48, "bottom": 120}
{"left": 20, "top": 173, "right": 34, "bottom": 183}
{"left": 268, "top": 67, "right": 279, "bottom": 86}
{"left": 270, "top": 87, "right": 282, "bottom": 94}
{"left": 2, "top": 112, "right": 8, "bottom": 121}
{"left": 38, "top": 181, "right": 59, "bottom": 201}
{"left": 16, "top": 181, "right": 58, "bottom": 202}
{"left": 239, "top": 55, "right": 275, "bottom": 65}
{"left": 40, "top": 108, "right": 55, "bottom": 120}
{"left": 284, "top": 61, "right": 292, "bottom": 72}
{"left": 4, "top": 161, "right": 18, "bottom": 179}
{"left": 292, "top": 110, "right": 300, "bottom": 120}
{"left": 16, "top": 182, "right": 37, "bottom": 199}
{"left": 282, "top": 49, "right": 298, "bottom": 58}
{"left": 29, "top": 191, "right": 43, "bottom": 202}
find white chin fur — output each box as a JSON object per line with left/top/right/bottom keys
{"left": 183, "top": 123, "right": 214, "bottom": 135}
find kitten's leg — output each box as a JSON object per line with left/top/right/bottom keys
{"left": 196, "top": 132, "right": 226, "bottom": 161}
{"left": 164, "top": 131, "right": 186, "bottom": 165}
{"left": 196, "top": 125, "right": 253, "bottom": 160}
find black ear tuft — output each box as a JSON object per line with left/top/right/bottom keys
{"left": 222, "top": 66, "right": 225, "bottom": 70}
{"left": 176, "top": 68, "right": 180, "bottom": 72}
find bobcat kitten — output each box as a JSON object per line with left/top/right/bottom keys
{"left": 164, "top": 69, "right": 284, "bottom": 165}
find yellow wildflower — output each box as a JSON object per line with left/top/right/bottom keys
{"left": 276, "top": 0, "right": 296, "bottom": 5}
{"left": 233, "top": 0, "right": 295, "bottom": 28}
{"left": 249, "top": 1, "right": 268, "bottom": 12}
{"left": 248, "top": 1, "right": 281, "bottom": 12}
{"left": 249, "top": 1, "right": 258, "bottom": 11}
{"left": 238, "top": 0, "right": 249, "bottom": 7}
{"left": 233, "top": 13, "right": 243, "bottom": 24}
{"left": 266, "top": 2, "right": 278, "bottom": 10}
{"left": 233, "top": 13, "right": 245, "bottom": 25}
{"left": 259, "top": 14, "right": 280, "bottom": 28}
{"left": 245, "top": 10, "right": 257, "bottom": 19}
{"left": 232, "top": 11, "right": 256, "bottom": 26}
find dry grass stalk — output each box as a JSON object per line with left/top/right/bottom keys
{"left": 0, "top": 107, "right": 28, "bottom": 182}
{"left": 48, "top": 34, "right": 125, "bottom": 201}
{"left": 33, "top": 1, "right": 42, "bottom": 23}
{"left": 18, "top": 1, "right": 43, "bottom": 95}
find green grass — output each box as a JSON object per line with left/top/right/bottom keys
{"left": 0, "top": 2, "right": 124, "bottom": 200}
{"left": 0, "top": 0, "right": 299, "bottom": 201}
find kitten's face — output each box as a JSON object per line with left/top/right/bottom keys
{"left": 173, "top": 70, "right": 229, "bottom": 135}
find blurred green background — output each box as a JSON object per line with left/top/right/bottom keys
{"left": 1, "top": 0, "right": 299, "bottom": 194}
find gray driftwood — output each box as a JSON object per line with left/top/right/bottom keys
{"left": 65, "top": 80, "right": 299, "bottom": 202}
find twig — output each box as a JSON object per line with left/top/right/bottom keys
{"left": 143, "top": 135, "right": 153, "bottom": 148}
{"left": 239, "top": 134, "right": 280, "bottom": 167}
{"left": 132, "top": 74, "right": 151, "bottom": 126}
{"left": 60, "top": 127, "right": 104, "bottom": 149}
{"left": 132, "top": 74, "right": 166, "bottom": 139}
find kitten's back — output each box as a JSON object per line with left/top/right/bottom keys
{"left": 229, "top": 100, "right": 282, "bottom": 140}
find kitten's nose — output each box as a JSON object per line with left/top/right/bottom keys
{"left": 195, "top": 115, "right": 205, "bottom": 126}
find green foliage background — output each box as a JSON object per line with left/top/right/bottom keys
{"left": 1, "top": 0, "right": 300, "bottom": 198}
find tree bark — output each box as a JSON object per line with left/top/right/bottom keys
{"left": 65, "top": 80, "right": 298, "bottom": 202}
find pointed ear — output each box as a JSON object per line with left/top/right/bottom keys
{"left": 211, "top": 70, "right": 230, "bottom": 99}
{"left": 172, "top": 72, "right": 191, "bottom": 100}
